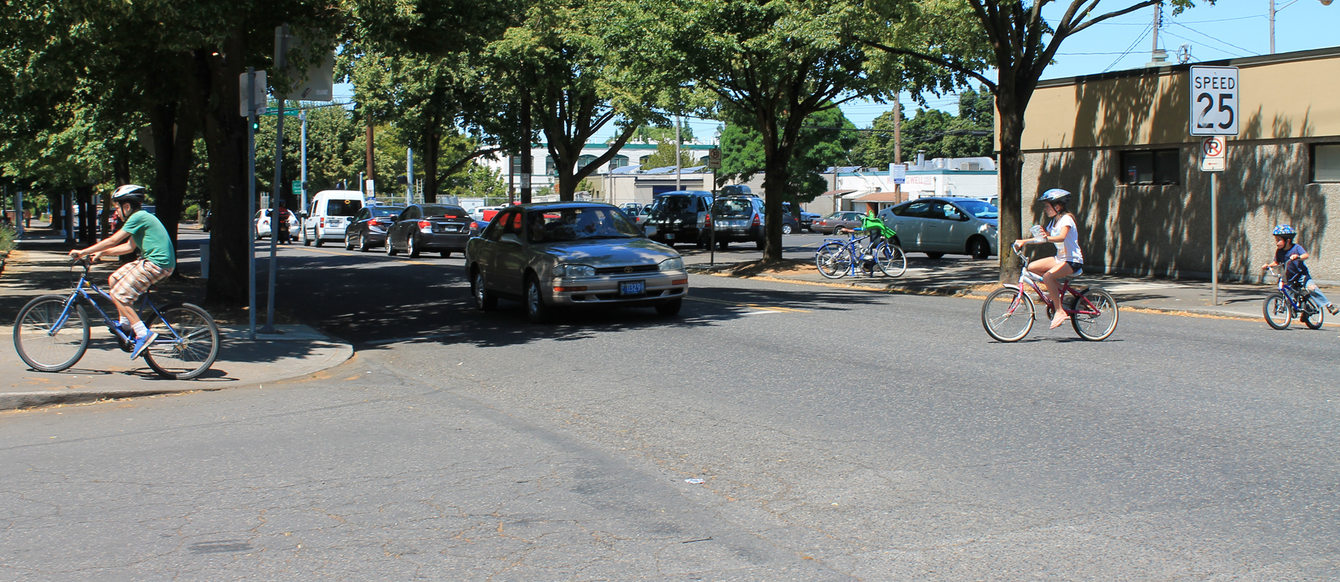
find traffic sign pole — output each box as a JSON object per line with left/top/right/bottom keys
{"left": 1190, "top": 66, "right": 1237, "bottom": 305}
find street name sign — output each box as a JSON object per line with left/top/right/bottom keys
{"left": 1189, "top": 66, "right": 1239, "bottom": 136}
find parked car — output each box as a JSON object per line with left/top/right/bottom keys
{"left": 710, "top": 195, "right": 765, "bottom": 249}
{"left": 814, "top": 211, "right": 866, "bottom": 235}
{"left": 302, "top": 190, "right": 364, "bottom": 247}
{"left": 619, "top": 203, "right": 645, "bottom": 218}
{"left": 877, "top": 196, "right": 999, "bottom": 260}
{"left": 385, "top": 203, "right": 481, "bottom": 258}
{"left": 466, "top": 202, "right": 689, "bottom": 322}
{"left": 344, "top": 205, "right": 405, "bottom": 251}
{"left": 253, "top": 208, "right": 298, "bottom": 241}
{"left": 644, "top": 190, "right": 713, "bottom": 248}
{"left": 776, "top": 209, "right": 801, "bottom": 235}
{"left": 780, "top": 202, "right": 811, "bottom": 233}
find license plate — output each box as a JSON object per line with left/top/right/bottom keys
{"left": 620, "top": 280, "right": 645, "bottom": 296}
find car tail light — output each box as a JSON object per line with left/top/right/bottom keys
{"left": 703, "top": 213, "right": 712, "bottom": 227}
{"left": 417, "top": 220, "right": 432, "bottom": 230}
{"left": 469, "top": 221, "right": 481, "bottom": 231}
{"left": 752, "top": 214, "right": 760, "bottom": 227}
{"left": 319, "top": 217, "right": 326, "bottom": 228}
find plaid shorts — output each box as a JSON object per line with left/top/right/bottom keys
{"left": 109, "top": 258, "right": 173, "bottom": 305}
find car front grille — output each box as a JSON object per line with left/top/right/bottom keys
{"left": 594, "top": 264, "right": 658, "bottom": 275}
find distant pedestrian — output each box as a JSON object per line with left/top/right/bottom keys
{"left": 276, "top": 201, "right": 292, "bottom": 244}
{"left": 1260, "top": 224, "right": 1337, "bottom": 315}
{"left": 23, "top": 208, "right": 31, "bottom": 228}
{"left": 1013, "top": 188, "right": 1085, "bottom": 329}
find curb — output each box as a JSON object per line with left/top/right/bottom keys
{"left": 0, "top": 389, "right": 210, "bottom": 412}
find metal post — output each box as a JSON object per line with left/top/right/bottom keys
{"left": 675, "top": 116, "right": 682, "bottom": 191}
{"left": 1211, "top": 171, "right": 1219, "bottom": 305}
{"left": 406, "top": 147, "right": 414, "bottom": 204}
{"left": 300, "top": 110, "right": 308, "bottom": 214}
{"left": 247, "top": 67, "right": 258, "bottom": 340}
{"left": 1270, "top": 0, "right": 1276, "bottom": 54}
{"left": 263, "top": 25, "right": 289, "bottom": 334}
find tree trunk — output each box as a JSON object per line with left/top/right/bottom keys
{"left": 422, "top": 125, "right": 441, "bottom": 203}
{"left": 759, "top": 115, "right": 792, "bottom": 262}
{"left": 199, "top": 41, "right": 251, "bottom": 306}
{"left": 995, "top": 78, "right": 1033, "bottom": 283}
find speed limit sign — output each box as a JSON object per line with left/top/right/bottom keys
{"left": 1189, "top": 66, "right": 1239, "bottom": 136}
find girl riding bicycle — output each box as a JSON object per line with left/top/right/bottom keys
{"left": 1260, "top": 224, "right": 1338, "bottom": 316}
{"left": 1013, "top": 188, "right": 1084, "bottom": 330}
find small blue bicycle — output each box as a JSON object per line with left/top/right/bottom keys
{"left": 1263, "top": 260, "right": 1325, "bottom": 330}
{"left": 12, "top": 257, "right": 220, "bottom": 379}
{"left": 814, "top": 231, "right": 907, "bottom": 278}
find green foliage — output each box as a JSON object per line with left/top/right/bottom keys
{"left": 719, "top": 107, "right": 857, "bottom": 202}
{"left": 851, "top": 87, "right": 994, "bottom": 166}
{"left": 640, "top": 143, "right": 697, "bottom": 170}
{"left": 0, "top": 224, "right": 14, "bottom": 254}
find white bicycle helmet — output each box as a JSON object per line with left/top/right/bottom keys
{"left": 1039, "top": 188, "right": 1072, "bottom": 204}
{"left": 111, "top": 184, "right": 147, "bottom": 203}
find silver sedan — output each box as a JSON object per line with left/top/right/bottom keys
{"left": 465, "top": 202, "right": 689, "bottom": 322}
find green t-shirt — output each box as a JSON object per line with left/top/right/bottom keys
{"left": 122, "top": 210, "right": 176, "bottom": 271}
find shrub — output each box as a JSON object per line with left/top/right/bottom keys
{"left": 0, "top": 225, "right": 15, "bottom": 255}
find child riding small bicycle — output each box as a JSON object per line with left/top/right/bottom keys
{"left": 1260, "top": 224, "right": 1338, "bottom": 316}
{"left": 838, "top": 209, "right": 895, "bottom": 246}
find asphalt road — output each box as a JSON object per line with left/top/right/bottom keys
{"left": 2, "top": 237, "right": 1337, "bottom": 579}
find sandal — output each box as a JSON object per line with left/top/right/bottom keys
{"left": 1050, "top": 314, "right": 1069, "bottom": 329}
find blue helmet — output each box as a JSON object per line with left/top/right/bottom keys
{"left": 1273, "top": 224, "right": 1296, "bottom": 237}
{"left": 1039, "top": 188, "right": 1072, "bottom": 204}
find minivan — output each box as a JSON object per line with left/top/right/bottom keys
{"left": 302, "top": 190, "right": 365, "bottom": 247}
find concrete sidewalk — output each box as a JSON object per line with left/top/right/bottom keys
{"left": 0, "top": 228, "right": 353, "bottom": 412}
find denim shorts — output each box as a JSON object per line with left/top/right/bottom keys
{"left": 1065, "top": 261, "right": 1084, "bottom": 275}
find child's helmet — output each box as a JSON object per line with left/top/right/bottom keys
{"left": 111, "top": 184, "right": 147, "bottom": 203}
{"left": 1039, "top": 188, "right": 1072, "bottom": 204}
{"left": 1272, "top": 224, "right": 1296, "bottom": 237}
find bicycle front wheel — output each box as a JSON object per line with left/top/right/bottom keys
{"left": 1071, "top": 288, "right": 1119, "bottom": 341}
{"left": 982, "top": 287, "right": 1034, "bottom": 342}
{"left": 815, "top": 242, "right": 852, "bottom": 279}
{"left": 144, "top": 303, "right": 220, "bottom": 380}
{"left": 1263, "top": 292, "right": 1292, "bottom": 330}
{"left": 874, "top": 242, "right": 907, "bottom": 277}
{"left": 14, "top": 294, "right": 91, "bottom": 372}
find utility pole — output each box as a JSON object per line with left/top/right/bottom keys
{"left": 365, "top": 112, "right": 375, "bottom": 198}
{"left": 675, "top": 115, "right": 682, "bottom": 191}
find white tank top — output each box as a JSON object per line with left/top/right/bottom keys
{"left": 1048, "top": 214, "right": 1083, "bottom": 264}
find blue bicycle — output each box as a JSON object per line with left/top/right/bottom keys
{"left": 814, "top": 230, "right": 906, "bottom": 278}
{"left": 13, "top": 257, "right": 220, "bottom": 379}
{"left": 1263, "top": 260, "right": 1325, "bottom": 330}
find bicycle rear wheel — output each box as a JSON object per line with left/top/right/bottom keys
{"left": 874, "top": 242, "right": 907, "bottom": 277}
{"left": 144, "top": 303, "right": 220, "bottom": 380}
{"left": 1302, "top": 296, "right": 1325, "bottom": 330}
{"left": 815, "top": 242, "right": 852, "bottom": 279}
{"left": 14, "top": 294, "right": 91, "bottom": 372}
{"left": 1070, "top": 288, "right": 1119, "bottom": 341}
{"left": 1262, "top": 292, "right": 1292, "bottom": 330}
{"left": 981, "top": 287, "right": 1034, "bottom": 342}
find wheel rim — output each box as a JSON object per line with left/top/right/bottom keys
{"left": 527, "top": 281, "right": 542, "bottom": 316}
{"left": 1071, "top": 290, "right": 1119, "bottom": 340}
{"left": 1264, "top": 294, "right": 1292, "bottom": 329}
{"left": 144, "top": 305, "right": 220, "bottom": 379}
{"left": 982, "top": 288, "right": 1034, "bottom": 341}
{"left": 14, "top": 297, "right": 90, "bottom": 372}
{"left": 474, "top": 273, "right": 486, "bottom": 307}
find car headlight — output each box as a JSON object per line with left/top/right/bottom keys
{"left": 659, "top": 257, "right": 684, "bottom": 272}
{"left": 554, "top": 263, "right": 596, "bottom": 278}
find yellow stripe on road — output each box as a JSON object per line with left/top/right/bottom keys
{"left": 687, "top": 296, "right": 810, "bottom": 313}
{"left": 294, "top": 246, "right": 435, "bottom": 266}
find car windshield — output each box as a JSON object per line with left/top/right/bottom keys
{"left": 712, "top": 199, "right": 753, "bottom": 216}
{"left": 528, "top": 206, "right": 641, "bottom": 243}
{"left": 420, "top": 204, "right": 469, "bottom": 219}
{"left": 956, "top": 199, "right": 998, "bottom": 219}
{"left": 650, "top": 196, "right": 693, "bottom": 218}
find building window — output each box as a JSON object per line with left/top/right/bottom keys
{"left": 1119, "top": 149, "right": 1180, "bottom": 185}
{"left": 610, "top": 155, "right": 629, "bottom": 169}
{"left": 1314, "top": 144, "right": 1340, "bottom": 182}
{"left": 544, "top": 155, "right": 556, "bottom": 177}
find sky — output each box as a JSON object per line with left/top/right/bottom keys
{"left": 333, "top": 1, "right": 1339, "bottom": 143}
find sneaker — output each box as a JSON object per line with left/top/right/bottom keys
{"left": 1328, "top": 304, "right": 1338, "bottom": 316}
{"left": 130, "top": 331, "right": 158, "bottom": 359}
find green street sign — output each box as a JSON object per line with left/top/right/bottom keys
{"left": 291, "top": 180, "right": 302, "bottom": 195}
{"left": 261, "top": 107, "right": 300, "bottom": 117}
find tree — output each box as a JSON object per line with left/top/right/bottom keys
{"left": 720, "top": 107, "right": 858, "bottom": 202}
{"left": 619, "top": 0, "right": 958, "bottom": 261}
{"left": 861, "top": 0, "right": 1206, "bottom": 280}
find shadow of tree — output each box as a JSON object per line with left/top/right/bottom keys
{"left": 1032, "top": 69, "right": 1327, "bottom": 282}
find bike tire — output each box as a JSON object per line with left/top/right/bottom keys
{"left": 982, "top": 287, "right": 1034, "bottom": 342}
{"left": 1302, "top": 296, "right": 1326, "bottom": 330}
{"left": 814, "top": 242, "right": 852, "bottom": 279}
{"left": 14, "top": 294, "right": 91, "bottom": 372}
{"left": 1262, "top": 292, "right": 1292, "bottom": 330}
{"left": 1071, "top": 288, "right": 1119, "bottom": 341}
{"left": 143, "top": 303, "right": 220, "bottom": 380}
{"left": 874, "top": 242, "right": 907, "bottom": 277}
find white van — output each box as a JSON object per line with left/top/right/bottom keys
{"left": 301, "top": 190, "right": 364, "bottom": 247}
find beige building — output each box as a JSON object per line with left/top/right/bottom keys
{"left": 1019, "top": 46, "right": 1340, "bottom": 282}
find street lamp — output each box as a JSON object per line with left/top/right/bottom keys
{"left": 1272, "top": 0, "right": 1334, "bottom": 53}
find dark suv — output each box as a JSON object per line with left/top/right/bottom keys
{"left": 711, "top": 195, "right": 765, "bottom": 249}
{"left": 645, "top": 190, "right": 713, "bottom": 248}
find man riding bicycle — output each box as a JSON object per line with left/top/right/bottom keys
{"left": 68, "top": 184, "right": 176, "bottom": 359}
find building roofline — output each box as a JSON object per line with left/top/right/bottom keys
{"left": 1037, "top": 45, "right": 1340, "bottom": 89}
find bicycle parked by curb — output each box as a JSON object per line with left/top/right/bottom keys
{"left": 13, "top": 257, "right": 220, "bottom": 379}
{"left": 1262, "top": 259, "right": 1326, "bottom": 330}
{"left": 814, "top": 230, "right": 907, "bottom": 279}
{"left": 981, "top": 244, "right": 1119, "bottom": 342}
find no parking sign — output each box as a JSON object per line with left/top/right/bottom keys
{"left": 1200, "top": 136, "right": 1226, "bottom": 172}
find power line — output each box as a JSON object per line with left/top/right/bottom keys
{"left": 1102, "top": 22, "right": 1153, "bottom": 73}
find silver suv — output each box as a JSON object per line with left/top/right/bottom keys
{"left": 710, "top": 195, "right": 765, "bottom": 249}
{"left": 644, "top": 190, "right": 713, "bottom": 248}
